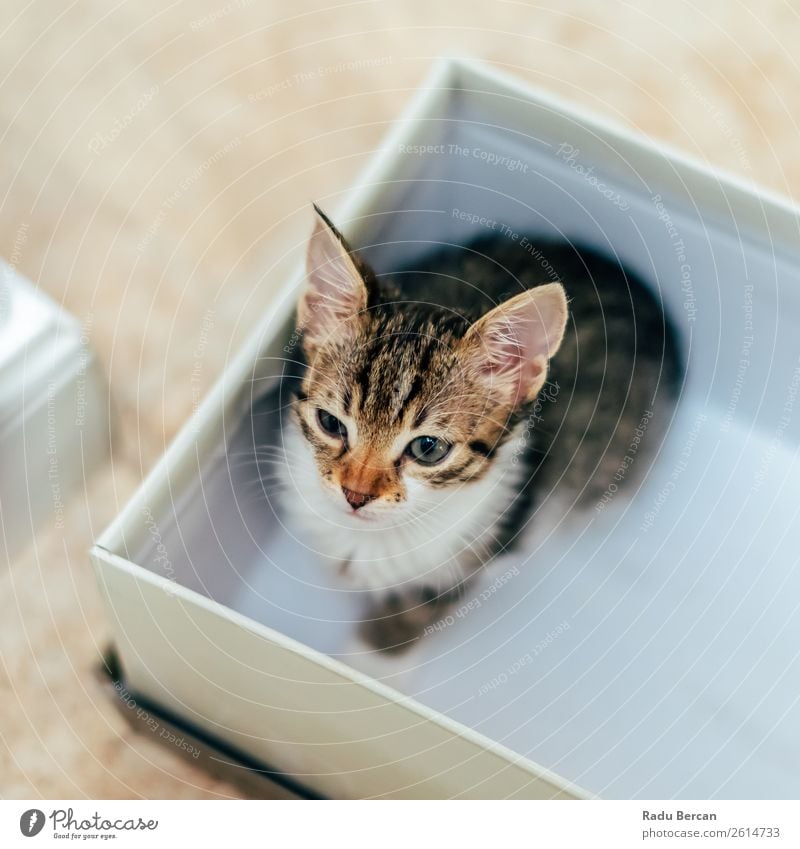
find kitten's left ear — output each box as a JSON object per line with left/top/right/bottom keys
{"left": 461, "top": 283, "right": 569, "bottom": 406}
{"left": 298, "top": 205, "right": 369, "bottom": 352}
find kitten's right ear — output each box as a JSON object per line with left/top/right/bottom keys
{"left": 298, "top": 205, "right": 368, "bottom": 352}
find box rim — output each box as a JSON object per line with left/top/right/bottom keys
{"left": 90, "top": 541, "right": 590, "bottom": 799}
{"left": 449, "top": 57, "right": 800, "bottom": 253}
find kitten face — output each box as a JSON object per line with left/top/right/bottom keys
{"left": 291, "top": 206, "right": 568, "bottom": 529}
{"left": 294, "top": 316, "right": 508, "bottom": 525}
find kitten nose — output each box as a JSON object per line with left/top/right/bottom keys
{"left": 342, "top": 487, "right": 376, "bottom": 510}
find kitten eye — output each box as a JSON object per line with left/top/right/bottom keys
{"left": 317, "top": 409, "right": 347, "bottom": 440}
{"left": 406, "top": 435, "right": 451, "bottom": 466}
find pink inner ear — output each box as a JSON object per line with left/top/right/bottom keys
{"left": 468, "top": 285, "right": 568, "bottom": 403}
{"left": 303, "top": 278, "right": 359, "bottom": 323}
{"left": 478, "top": 317, "right": 543, "bottom": 403}
{"left": 482, "top": 316, "right": 531, "bottom": 373}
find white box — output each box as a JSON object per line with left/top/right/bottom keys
{"left": 1, "top": 262, "right": 108, "bottom": 563}
{"left": 91, "top": 59, "right": 800, "bottom": 799}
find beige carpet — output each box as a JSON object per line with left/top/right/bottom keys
{"left": 1, "top": 0, "right": 798, "bottom": 799}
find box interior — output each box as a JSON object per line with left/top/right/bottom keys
{"left": 132, "top": 85, "right": 800, "bottom": 798}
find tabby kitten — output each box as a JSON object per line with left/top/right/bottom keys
{"left": 277, "top": 206, "right": 680, "bottom": 653}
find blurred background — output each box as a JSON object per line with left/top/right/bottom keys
{"left": 1, "top": 0, "right": 797, "bottom": 798}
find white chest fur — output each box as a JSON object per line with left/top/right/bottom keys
{"left": 276, "top": 417, "right": 528, "bottom": 595}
